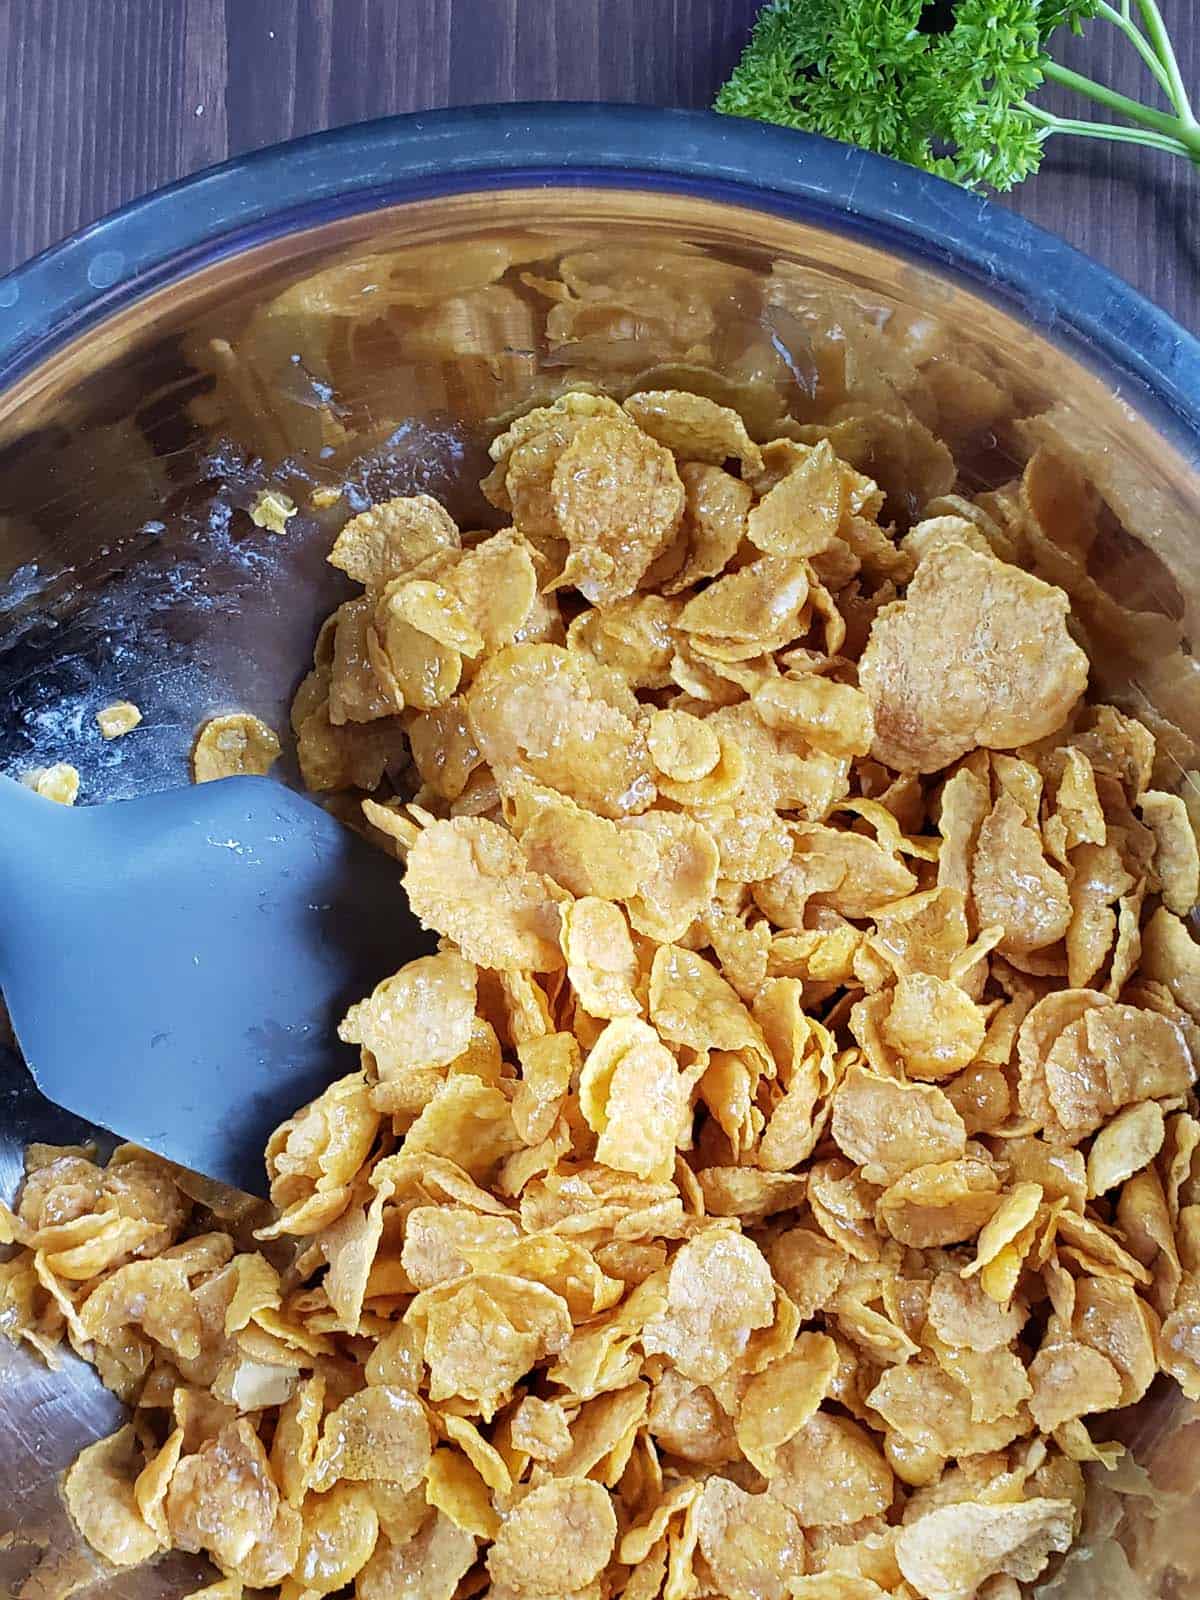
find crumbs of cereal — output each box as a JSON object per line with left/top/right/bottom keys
{"left": 191, "top": 712, "right": 281, "bottom": 783}
{"left": 26, "top": 763, "right": 80, "bottom": 805}
{"left": 248, "top": 487, "right": 298, "bottom": 533}
{"left": 96, "top": 701, "right": 143, "bottom": 740}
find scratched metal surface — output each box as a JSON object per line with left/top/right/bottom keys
{"left": 0, "top": 184, "right": 1198, "bottom": 1597}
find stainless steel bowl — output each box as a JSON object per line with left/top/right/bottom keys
{"left": 2, "top": 105, "right": 1198, "bottom": 1598}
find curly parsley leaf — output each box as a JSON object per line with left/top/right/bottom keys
{"left": 715, "top": 0, "right": 1200, "bottom": 192}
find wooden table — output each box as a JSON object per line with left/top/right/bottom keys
{"left": 1, "top": 0, "right": 1197, "bottom": 330}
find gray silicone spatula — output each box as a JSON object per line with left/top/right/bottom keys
{"left": 0, "top": 773, "right": 433, "bottom": 1197}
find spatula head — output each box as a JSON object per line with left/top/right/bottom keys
{"left": 0, "top": 776, "right": 432, "bottom": 1195}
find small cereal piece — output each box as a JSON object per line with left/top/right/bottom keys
{"left": 858, "top": 543, "right": 1088, "bottom": 773}
{"left": 488, "top": 1479, "right": 617, "bottom": 1593}
{"left": 467, "top": 643, "right": 655, "bottom": 819}
{"left": 623, "top": 811, "right": 720, "bottom": 943}
{"left": 309, "top": 1386, "right": 432, "bottom": 1492}
{"left": 876, "top": 1159, "right": 1002, "bottom": 1249}
{"left": 831, "top": 1066, "right": 966, "bottom": 1186}
{"left": 518, "top": 788, "right": 659, "bottom": 899}
{"left": 663, "top": 462, "right": 753, "bottom": 594}
{"left": 30, "top": 762, "right": 80, "bottom": 804}
{"left": 881, "top": 974, "right": 988, "bottom": 1081}
{"left": 1027, "top": 1339, "right": 1123, "bottom": 1433}
{"left": 768, "top": 1412, "right": 894, "bottom": 1527}
{"left": 96, "top": 701, "right": 143, "bottom": 739}
{"left": 895, "top": 1498, "right": 1075, "bottom": 1600}
{"left": 403, "top": 817, "right": 564, "bottom": 972}
{"left": 63, "top": 1424, "right": 162, "bottom": 1567}
{"left": 927, "top": 1271, "right": 1026, "bottom": 1352}
{"left": 293, "top": 1482, "right": 380, "bottom": 1594}
{"left": 328, "top": 495, "right": 459, "bottom": 585}
{"left": 1086, "top": 1101, "right": 1166, "bottom": 1197}
{"left": 746, "top": 440, "right": 844, "bottom": 558}
{"left": 678, "top": 555, "right": 810, "bottom": 649}
{"left": 694, "top": 1476, "right": 806, "bottom": 1600}
{"left": 248, "top": 487, "right": 297, "bottom": 533}
{"left": 339, "top": 952, "right": 476, "bottom": 1078}
{"left": 560, "top": 897, "right": 641, "bottom": 1019}
{"left": 579, "top": 1018, "right": 695, "bottom": 1181}
{"left": 752, "top": 675, "right": 875, "bottom": 760}
{"left": 192, "top": 712, "right": 281, "bottom": 782}
{"left": 649, "top": 943, "right": 765, "bottom": 1056}
{"left": 552, "top": 414, "right": 685, "bottom": 604}
{"left": 357, "top": 1515, "right": 476, "bottom": 1600}
{"left": 972, "top": 794, "right": 1072, "bottom": 957}
{"left": 1141, "top": 906, "right": 1200, "bottom": 1021}
{"left": 642, "top": 1229, "right": 776, "bottom": 1384}
{"left": 623, "top": 388, "right": 764, "bottom": 474}
{"left": 735, "top": 1332, "right": 840, "bottom": 1475}
{"left": 166, "top": 1420, "right": 292, "bottom": 1575}
{"left": 1140, "top": 788, "right": 1200, "bottom": 915}
{"left": 647, "top": 708, "right": 722, "bottom": 782}
{"left": 768, "top": 1228, "right": 848, "bottom": 1320}
{"left": 510, "top": 1394, "right": 573, "bottom": 1462}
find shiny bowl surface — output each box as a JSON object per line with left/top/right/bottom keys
{"left": 1, "top": 105, "right": 1198, "bottom": 1599}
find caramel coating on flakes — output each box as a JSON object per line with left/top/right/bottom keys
{"left": 859, "top": 542, "right": 1089, "bottom": 773}
{"left": 12, "top": 376, "right": 1200, "bottom": 1600}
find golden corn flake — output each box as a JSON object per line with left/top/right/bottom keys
{"left": 753, "top": 674, "right": 874, "bottom": 761}
{"left": 746, "top": 440, "right": 844, "bottom": 559}
{"left": 293, "top": 1481, "right": 380, "bottom": 1593}
{"left": 580, "top": 1018, "right": 695, "bottom": 1182}
{"left": 832, "top": 1067, "right": 966, "bottom": 1186}
{"left": 858, "top": 543, "right": 1088, "bottom": 773}
{"left": 404, "top": 817, "right": 563, "bottom": 971}
{"left": 623, "top": 388, "right": 764, "bottom": 474}
{"left": 96, "top": 700, "right": 143, "bottom": 739}
{"left": 664, "top": 461, "right": 753, "bottom": 594}
{"left": 310, "top": 1384, "right": 432, "bottom": 1492}
{"left": 694, "top": 1476, "right": 805, "bottom": 1600}
{"left": 356, "top": 1514, "right": 476, "bottom": 1600}
{"left": 340, "top": 951, "right": 476, "bottom": 1078}
{"left": 641, "top": 1228, "right": 775, "bottom": 1384}
{"left": 895, "top": 1497, "right": 1075, "bottom": 1600}
{"left": 552, "top": 414, "right": 684, "bottom": 604}
{"left": 30, "top": 761, "right": 80, "bottom": 804}
{"left": 63, "top": 1424, "right": 162, "bottom": 1567}
{"left": 735, "top": 1331, "right": 840, "bottom": 1475}
{"left": 623, "top": 812, "right": 720, "bottom": 942}
{"left": 192, "top": 711, "right": 281, "bottom": 782}
{"left": 1140, "top": 787, "right": 1200, "bottom": 915}
{"left": 489, "top": 1478, "right": 616, "bottom": 1593}
{"left": 1086, "top": 1100, "right": 1166, "bottom": 1197}
{"left": 560, "top": 897, "right": 641, "bottom": 1019}
{"left": 769, "top": 1412, "right": 894, "bottom": 1527}
{"left": 328, "top": 494, "right": 459, "bottom": 585}
{"left": 249, "top": 487, "right": 297, "bottom": 533}
{"left": 468, "top": 642, "right": 655, "bottom": 819}
{"left": 518, "top": 787, "right": 658, "bottom": 899}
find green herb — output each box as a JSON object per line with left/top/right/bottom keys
{"left": 715, "top": 0, "right": 1199, "bottom": 191}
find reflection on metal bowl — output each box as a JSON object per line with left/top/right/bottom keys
{"left": 1, "top": 105, "right": 1199, "bottom": 1599}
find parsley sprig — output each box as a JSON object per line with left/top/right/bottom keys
{"left": 715, "top": 0, "right": 1199, "bottom": 191}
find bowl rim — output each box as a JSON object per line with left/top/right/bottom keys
{"left": 1, "top": 101, "right": 1198, "bottom": 456}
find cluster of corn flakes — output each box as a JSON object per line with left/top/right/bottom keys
{"left": 5, "top": 382, "right": 1200, "bottom": 1600}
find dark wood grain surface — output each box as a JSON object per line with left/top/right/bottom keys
{"left": 0, "top": 0, "right": 1197, "bottom": 330}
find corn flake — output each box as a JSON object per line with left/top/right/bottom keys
{"left": 191, "top": 712, "right": 281, "bottom": 782}
{"left": 858, "top": 544, "right": 1088, "bottom": 773}
{"left": 329, "top": 495, "right": 460, "bottom": 585}
{"left": 96, "top": 700, "right": 143, "bottom": 739}
{"left": 896, "top": 1498, "right": 1074, "bottom": 1600}
{"left": 63, "top": 1424, "right": 162, "bottom": 1567}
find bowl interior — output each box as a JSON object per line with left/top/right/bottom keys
{"left": 1, "top": 179, "right": 1198, "bottom": 1598}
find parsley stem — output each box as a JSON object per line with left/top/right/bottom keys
{"left": 1133, "top": 0, "right": 1198, "bottom": 126}
{"left": 1042, "top": 59, "right": 1200, "bottom": 157}
{"left": 1022, "top": 101, "right": 1193, "bottom": 156}
{"left": 1095, "top": 0, "right": 1174, "bottom": 102}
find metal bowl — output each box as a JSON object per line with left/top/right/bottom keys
{"left": 1, "top": 105, "right": 1198, "bottom": 1598}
